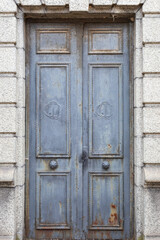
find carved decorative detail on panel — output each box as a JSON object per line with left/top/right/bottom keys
{"left": 96, "top": 102, "right": 112, "bottom": 119}
{"left": 44, "top": 100, "right": 61, "bottom": 120}
{"left": 88, "top": 29, "right": 123, "bottom": 54}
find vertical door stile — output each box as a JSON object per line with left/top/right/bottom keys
{"left": 82, "top": 23, "right": 90, "bottom": 238}
{"left": 74, "top": 23, "right": 83, "bottom": 239}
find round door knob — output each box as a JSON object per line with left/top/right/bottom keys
{"left": 49, "top": 160, "right": 58, "bottom": 170}
{"left": 102, "top": 161, "right": 110, "bottom": 170}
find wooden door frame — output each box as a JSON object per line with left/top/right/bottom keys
{"left": 25, "top": 17, "right": 134, "bottom": 239}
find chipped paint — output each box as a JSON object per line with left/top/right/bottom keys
{"left": 108, "top": 204, "right": 118, "bottom": 225}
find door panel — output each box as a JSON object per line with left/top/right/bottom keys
{"left": 88, "top": 28, "right": 123, "bottom": 54}
{"left": 88, "top": 172, "right": 123, "bottom": 230}
{"left": 36, "top": 64, "right": 70, "bottom": 157}
{"left": 37, "top": 28, "right": 71, "bottom": 54}
{"left": 27, "top": 21, "right": 132, "bottom": 240}
{"left": 89, "top": 64, "right": 122, "bottom": 157}
{"left": 36, "top": 172, "right": 71, "bottom": 229}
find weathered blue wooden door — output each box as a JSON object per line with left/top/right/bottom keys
{"left": 27, "top": 21, "right": 133, "bottom": 239}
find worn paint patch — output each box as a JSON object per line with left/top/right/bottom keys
{"left": 93, "top": 215, "right": 104, "bottom": 225}
{"left": 108, "top": 204, "right": 118, "bottom": 225}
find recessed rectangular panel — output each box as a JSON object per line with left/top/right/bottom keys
{"left": 89, "top": 173, "right": 123, "bottom": 230}
{"left": 89, "top": 64, "right": 123, "bottom": 158}
{"left": 36, "top": 64, "right": 70, "bottom": 158}
{"left": 89, "top": 29, "right": 123, "bottom": 54}
{"left": 36, "top": 172, "right": 71, "bottom": 229}
{"left": 37, "top": 29, "right": 70, "bottom": 54}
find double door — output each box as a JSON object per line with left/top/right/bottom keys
{"left": 27, "top": 21, "right": 133, "bottom": 239}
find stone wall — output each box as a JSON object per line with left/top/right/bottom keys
{"left": 0, "top": 1, "right": 25, "bottom": 240}
{"left": 142, "top": 1, "right": 160, "bottom": 239}
{"left": 0, "top": 0, "right": 159, "bottom": 239}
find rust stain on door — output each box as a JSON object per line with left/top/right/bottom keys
{"left": 108, "top": 204, "right": 118, "bottom": 225}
